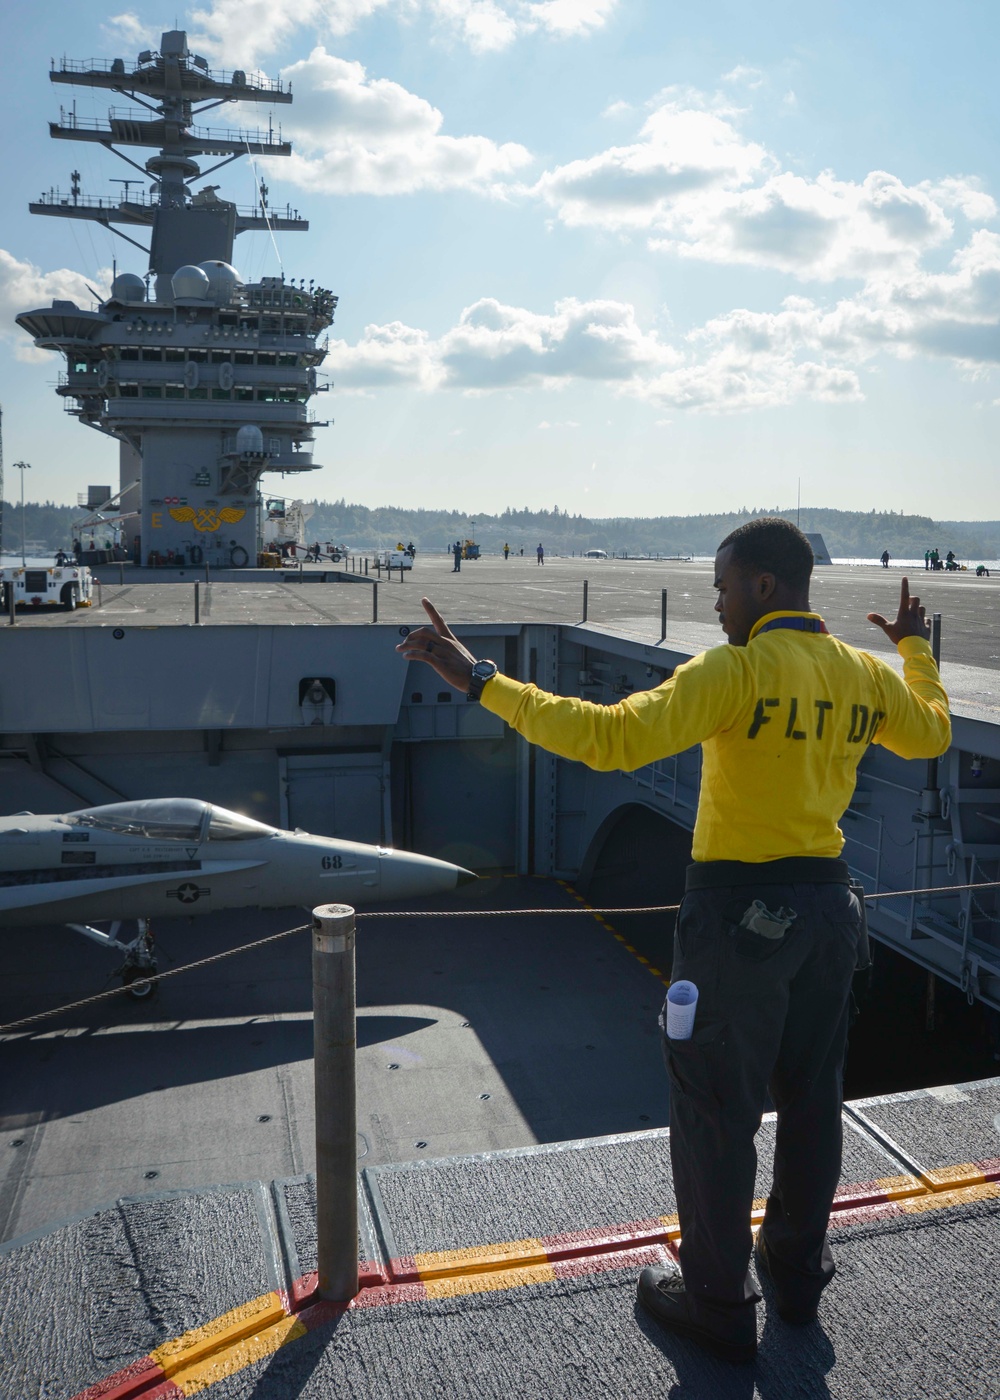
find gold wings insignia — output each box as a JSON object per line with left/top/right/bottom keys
{"left": 218, "top": 507, "right": 247, "bottom": 524}
{"left": 168, "top": 506, "right": 197, "bottom": 523}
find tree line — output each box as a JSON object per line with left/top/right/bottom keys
{"left": 4, "top": 499, "right": 999, "bottom": 560}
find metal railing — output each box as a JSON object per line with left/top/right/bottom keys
{"left": 52, "top": 55, "right": 288, "bottom": 94}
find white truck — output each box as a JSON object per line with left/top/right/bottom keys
{"left": 0, "top": 563, "right": 94, "bottom": 612}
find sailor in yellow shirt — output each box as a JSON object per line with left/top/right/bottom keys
{"left": 396, "top": 517, "right": 950, "bottom": 1365}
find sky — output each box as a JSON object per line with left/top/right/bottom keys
{"left": 1, "top": 0, "right": 999, "bottom": 518}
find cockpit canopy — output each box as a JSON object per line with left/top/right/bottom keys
{"left": 64, "top": 799, "right": 275, "bottom": 842}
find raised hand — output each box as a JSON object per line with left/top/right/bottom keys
{"left": 394, "top": 597, "right": 478, "bottom": 691}
{"left": 867, "top": 577, "right": 931, "bottom": 645}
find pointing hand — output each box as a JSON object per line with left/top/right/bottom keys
{"left": 395, "top": 598, "right": 478, "bottom": 692}
{"left": 867, "top": 577, "right": 931, "bottom": 646}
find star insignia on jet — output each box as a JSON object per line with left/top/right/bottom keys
{"left": 167, "top": 882, "right": 210, "bottom": 903}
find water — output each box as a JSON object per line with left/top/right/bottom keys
{"left": 0, "top": 553, "right": 58, "bottom": 568}
{"left": 687, "top": 555, "right": 1000, "bottom": 571}
{"left": 832, "top": 557, "right": 1000, "bottom": 571}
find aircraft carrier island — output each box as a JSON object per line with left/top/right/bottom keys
{"left": 3, "top": 28, "right": 1000, "bottom": 1400}
{"left": 16, "top": 28, "right": 334, "bottom": 569}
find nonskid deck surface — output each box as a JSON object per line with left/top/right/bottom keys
{"left": 18, "top": 555, "right": 1000, "bottom": 666}
{"left": 0, "top": 878, "right": 674, "bottom": 1245}
{"left": 2, "top": 1080, "right": 998, "bottom": 1399}
{"left": 3, "top": 871, "right": 1000, "bottom": 1398}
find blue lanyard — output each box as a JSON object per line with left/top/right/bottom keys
{"left": 755, "top": 616, "right": 829, "bottom": 636}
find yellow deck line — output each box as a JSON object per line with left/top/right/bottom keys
{"left": 423, "top": 1262, "right": 557, "bottom": 1299}
{"left": 127, "top": 1176, "right": 997, "bottom": 1397}
{"left": 921, "top": 1161, "right": 988, "bottom": 1190}
{"left": 899, "top": 1179, "right": 1000, "bottom": 1214}
{"left": 151, "top": 1293, "right": 287, "bottom": 1375}
{"left": 415, "top": 1238, "right": 550, "bottom": 1279}
{"left": 169, "top": 1316, "right": 307, "bottom": 1396}
{"left": 559, "top": 881, "right": 673, "bottom": 987}
{"left": 873, "top": 1172, "right": 926, "bottom": 1200}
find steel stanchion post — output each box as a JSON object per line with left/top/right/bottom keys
{"left": 582, "top": 579, "right": 588, "bottom": 622}
{"left": 660, "top": 588, "right": 667, "bottom": 642}
{"left": 6, "top": 585, "right": 15, "bottom": 626}
{"left": 96, "top": 580, "right": 103, "bottom": 609}
{"left": 205, "top": 562, "right": 210, "bottom": 585}
{"left": 194, "top": 580, "right": 201, "bottom": 624}
{"left": 372, "top": 581, "right": 378, "bottom": 623}
{"left": 923, "top": 612, "right": 943, "bottom": 809}
{"left": 119, "top": 561, "right": 124, "bottom": 586}
{"left": 312, "top": 903, "right": 359, "bottom": 1302}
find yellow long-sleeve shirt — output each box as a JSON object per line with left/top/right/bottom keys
{"left": 481, "top": 611, "right": 951, "bottom": 862}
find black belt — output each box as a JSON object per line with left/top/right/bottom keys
{"left": 685, "top": 857, "right": 851, "bottom": 891}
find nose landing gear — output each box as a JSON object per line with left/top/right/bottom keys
{"left": 66, "top": 916, "right": 159, "bottom": 999}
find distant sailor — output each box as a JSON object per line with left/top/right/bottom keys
{"left": 504, "top": 542, "right": 510, "bottom": 561}
{"left": 398, "top": 518, "right": 950, "bottom": 1365}
{"left": 452, "top": 539, "right": 462, "bottom": 573}
{"left": 536, "top": 542, "right": 545, "bottom": 565}
{"left": 880, "top": 549, "right": 890, "bottom": 568}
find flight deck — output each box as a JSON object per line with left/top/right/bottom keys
{"left": 2, "top": 876, "right": 999, "bottom": 1398}
{"left": 2, "top": 558, "right": 999, "bottom": 1396}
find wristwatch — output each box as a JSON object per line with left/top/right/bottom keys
{"left": 467, "top": 658, "right": 499, "bottom": 701}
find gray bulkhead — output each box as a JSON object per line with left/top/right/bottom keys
{"left": 1, "top": 620, "right": 998, "bottom": 1011}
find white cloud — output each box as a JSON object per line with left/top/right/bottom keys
{"left": 321, "top": 293, "right": 863, "bottom": 413}
{"left": 320, "top": 235, "right": 1000, "bottom": 413}
{"left": 271, "top": 48, "right": 532, "bottom": 195}
{"left": 522, "top": 0, "right": 619, "bottom": 37}
{"left": 534, "top": 93, "right": 997, "bottom": 283}
{"left": 0, "top": 250, "right": 109, "bottom": 362}
{"left": 679, "top": 230, "right": 1000, "bottom": 387}
{"left": 102, "top": 11, "right": 162, "bottom": 50}
{"left": 721, "top": 64, "right": 764, "bottom": 89}
{"left": 920, "top": 176, "right": 998, "bottom": 224}
{"left": 437, "top": 296, "right": 681, "bottom": 388}
{"left": 656, "top": 169, "right": 957, "bottom": 281}
{"left": 639, "top": 355, "right": 862, "bottom": 413}
{"left": 191, "top": 0, "right": 387, "bottom": 68}
{"left": 325, "top": 319, "right": 441, "bottom": 389}
{"left": 533, "top": 102, "right": 770, "bottom": 231}
{"left": 189, "top": 0, "right": 620, "bottom": 66}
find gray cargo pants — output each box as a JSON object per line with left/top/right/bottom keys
{"left": 663, "top": 859, "right": 862, "bottom": 1345}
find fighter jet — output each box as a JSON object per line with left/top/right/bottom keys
{"left": 0, "top": 798, "right": 475, "bottom": 996}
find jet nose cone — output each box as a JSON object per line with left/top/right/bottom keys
{"left": 377, "top": 849, "right": 477, "bottom": 900}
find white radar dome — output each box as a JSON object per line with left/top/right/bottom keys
{"left": 198, "top": 260, "right": 243, "bottom": 304}
{"left": 111, "top": 272, "right": 146, "bottom": 303}
{"left": 236, "top": 425, "right": 265, "bottom": 454}
{"left": 171, "top": 265, "right": 211, "bottom": 300}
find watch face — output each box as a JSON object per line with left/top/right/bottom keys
{"left": 473, "top": 660, "right": 497, "bottom": 679}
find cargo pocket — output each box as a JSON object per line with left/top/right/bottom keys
{"left": 663, "top": 1021, "right": 727, "bottom": 1106}
{"left": 722, "top": 896, "right": 797, "bottom": 962}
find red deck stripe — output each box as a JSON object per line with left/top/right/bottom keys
{"left": 71, "top": 1168, "right": 989, "bottom": 1400}
{"left": 70, "top": 1358, "right": 178, "bottom": 1400}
